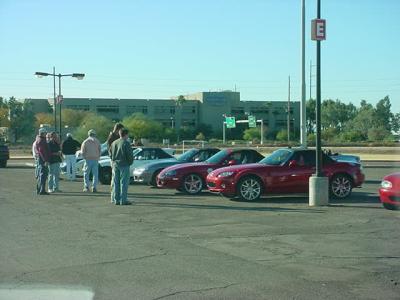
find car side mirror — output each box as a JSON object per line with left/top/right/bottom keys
{"left": 228, "top": 160, "right": 237, "bottom": 166}
{"left": 288, "top": 160, "right": 297, "bottom": 168}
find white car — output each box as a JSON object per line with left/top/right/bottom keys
{"left": 70, "top": 147, "right": 176, "bottom": 184}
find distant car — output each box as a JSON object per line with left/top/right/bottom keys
{"left": 379, "top": 172, "right": 400, "bottom": 210}
{"left": 0, "top": 143, "right": 9, "bottom": 168}
{"left": 326, "top": 150, "right": 361, "bottom": 165}
{"left": 97, "top": 147, "right": 175, "bottom": 184}
{"left": 60, "top": 143, "right": 108, "bottom": 175}
{"left": 133, "top": 148, "right": 220, "bottom": 186}
{"left": 157, "top": 149, "right": 265, "bottom": 195}
{"left": 206, "top": 148, "right": 365, "bottom": 201}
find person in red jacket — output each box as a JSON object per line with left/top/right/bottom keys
{"left": 35, "top": 128, "right": 52, "bottom": 195}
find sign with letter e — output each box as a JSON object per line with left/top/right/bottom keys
{"left": 311, "top": 19, "right": 326, "bottom": 41}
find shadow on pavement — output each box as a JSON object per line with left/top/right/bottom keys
{"left": 133, "top": 201, "right": 325, "bottom": 213}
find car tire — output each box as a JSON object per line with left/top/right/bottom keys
{"left": 182, "top": 173, "right": 203, "bottom": 195}
{"left": 0, "top": 160, "right": 7, "bottom": 168}
{"left": 150, "top": 169, "right": 162, "bottom": 187}
{"left": 99, "top": 166, "right": 112, "bottom": 185}
{"left": 383, "top": 203, "right": 399, "bottom": 210}
{"left": 330, "top": 174, "right": 353, "bottom": 199}
{"left": 237, "top": 176, "right": 262, "bottom": 201}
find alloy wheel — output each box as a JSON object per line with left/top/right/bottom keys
{"left": 331, "top": 175, "right": 352, "bottom": 198}
{"left": 239, "top": 177, "right": 261, "bottom": 201}
{"left": 183, "top": 174, "right": 203, "bottom": 194}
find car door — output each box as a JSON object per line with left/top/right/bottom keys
{"left": 286, "top": 151, "right": 316, "bottom": 192}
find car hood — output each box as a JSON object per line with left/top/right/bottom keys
{"left": 383, "top": 172, "right": 400, "bottom": 189}
{"left": 139, "top": 158, "right": 179, "bottom": 170}
{"left": 162, "top": 162, "right": 215, "bottom": 173}
{"left": 209, "top": 163, "right": 265, "bottom": 176}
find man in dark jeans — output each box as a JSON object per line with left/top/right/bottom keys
{"left": 35, "top": 128, "right": 51, "bottom": 195}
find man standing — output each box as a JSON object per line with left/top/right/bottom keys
{"left": 48, "top": 132, "right": 62, "bottom": 193}
{"left": 106, "top": 123, "right": 124, "bottom": 203}
{"left": 61, "top": 133, "right": 81, "bottom": 181}
{"left": 81, "top": 129, "right": 101, "bottom": 192}
{"left": 110, "top": 128, "right": 133, "bottom": 205}
{"left": 35, "top": 128, "right": 51, "bottom": 195}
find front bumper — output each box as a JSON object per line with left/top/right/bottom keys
{"left": 133, "top": 170, "right": 152, "bottom": 184}
{"left": 157, "top": 176, "right": 181, "bottom": 189}
{"left": 379, "top": 188, "right": 400, "bottom": 205}
{"left": 206, "top": 175, "right": 236, "bottom": 195}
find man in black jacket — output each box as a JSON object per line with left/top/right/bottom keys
{"left": 61, "top": 133, "right": 81, "bottom": 181}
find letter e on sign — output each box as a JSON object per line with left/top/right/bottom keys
{"left": 311, "top": 19, "right": 326, "bottom": 41}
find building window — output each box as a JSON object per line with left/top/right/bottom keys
{"left": 96, "top": 105, "right": 119, "bottom": 113}
{"left": 231, "top": 107, "right": 244, "bottom": 114}
{"left": 65, "top": 105, "right": 90, "bottom": 111}
{"left": 127, "top": 105, "right": 148, "bottom": 115}
{"left": 250, "top": 107, "right": 269, "bottom": 114}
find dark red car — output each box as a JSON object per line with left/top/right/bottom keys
{"left": 157, "top": 149, "right": 264, "bottom": 194}
{"left": 379, "top": 173, "right": 400, "bottom": 210}
{"left": 206, "top": 148, "right": 365, "bottom": 201}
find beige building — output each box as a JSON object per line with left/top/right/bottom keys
{"left": 28, "top": 91, "right": 299, "bottom": 135}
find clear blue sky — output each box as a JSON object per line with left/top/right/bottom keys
{"left": 0, "top": 0, "right": 399, "bottom": 113}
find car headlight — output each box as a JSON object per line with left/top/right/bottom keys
{"left": 133, "top": 167, "right": 146, "bottom": 175}
{"left": 164, "top": 170, "right": 177, "bottom": 177}
{"left": 218, "top": 171, "right": 235, "bottom": 178}
{"left": 381, "top": 180, "right": 392, "bottom": 189}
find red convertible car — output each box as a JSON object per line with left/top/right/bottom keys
{"left": 207, "top": 148, "right": 365, "bottom": 201}
{"left": 379, "top": 172, "right": 400, "bottom": 210}
{"left": 157, "top": 149, "right": 264, "bottom": 194}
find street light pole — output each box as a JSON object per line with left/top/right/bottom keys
{"left": 34, "top": 70, "right": 85, "bottom": 137}
{"left": 309, "top": 0, "right": 328, "bottom": 206}
{"left": 58, "top": 74, "right": 62, "bottom": 137}
{"left": 53, "top": 67, "right": 57, "bottom": 133}
{"left": 300, "top": 0, "right": 307, "bottom": 148}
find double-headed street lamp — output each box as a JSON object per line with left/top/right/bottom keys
{"left": 35, "top": 68, "right": 85, "bottom": 137}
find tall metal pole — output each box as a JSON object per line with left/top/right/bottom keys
{"left": 53, "top": 67, "right": 57, "bottom": 133}
{"left": 222, "top": 122, "right": 226, "bottom": 144}
{"left": 58, "top": 75, "right": 62, "bottom": 138}
{"left": 300, "top": 0, "right": 307, "bottom": 148}
{"left": 316, "top": 0, "right": 322, "bottom": 176}
{"left": 287, "top": 75, "right": 291, "bottom": 144}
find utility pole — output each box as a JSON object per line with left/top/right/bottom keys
{"left": 287, "top": 75, "right": 291, "bottom": 144}
{"left": 300, "top": 0, "right": 307, "bottom": 148}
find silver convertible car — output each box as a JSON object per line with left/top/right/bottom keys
{"left": 133, "top": 148, "right": 220, "bottom": 186}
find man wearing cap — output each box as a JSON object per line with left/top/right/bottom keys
{"left": 34, "top": 128, "right": 52, "bottom": 195}
{"left": 61, "top": 133, "right": 81, "bottom": 181}
{"left": 81, "top": 129, "right": 101, "bottom": 192}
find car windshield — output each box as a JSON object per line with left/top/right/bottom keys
{"left": 132, "top": 148, "right": 142, "bottom": 156}
{"left": 260, "top": 149, "right": 293, "bottom": 165}
{"left": 205, "top": 149, "right": 229, "bottom": 164}
{"left": 177, "top": 149, "right": 197, "bottom": 162}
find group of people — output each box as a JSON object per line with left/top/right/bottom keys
{"left": 32, "top": 122, "right": 133, "bottom": 205}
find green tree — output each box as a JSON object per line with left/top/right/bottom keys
{"left": 73, "top": 113, "right": 113, "bottom": 142}
{"left": 375, "top": 96, "right": 393, "bottom": 132}
{"left": 35, "top": 112, "right": 54, "bottom": 128}
{"left": 62, "top": 109, "right": 90, "bottom": 128}
{"left": 8, "top": 97, "right": 35, "bottom": 142}
{"left": 276, "top": 129, "right": 288, "bottom": 141}
{"left": 243, "top": 128, "right": 260, "bottom": 141}
{"left": 123, "top": 113, "right": 163, "bottom": 141}
{"left": 195, "top": 132, "right": 205, "bottom": 141}
{"left": 195, "top": 123, "right": 213, "bottom": 139}
{"left": 306, "top": 98, "right": 316, "bottom": 134}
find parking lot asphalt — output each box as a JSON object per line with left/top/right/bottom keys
{"left": 0, "top": 162, "right": 399, "bottom": 300}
